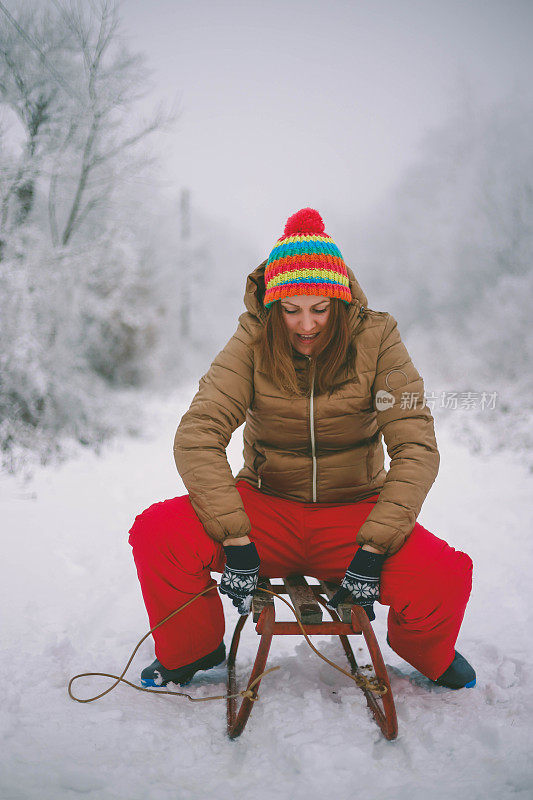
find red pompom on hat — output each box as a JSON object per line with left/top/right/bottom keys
{"left": 263, "top": 207, "right": 352, "bottom": 308}
{"left": 283, "top": 207, "right": 326, "bottom": 236}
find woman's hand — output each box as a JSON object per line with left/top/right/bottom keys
{"left": 326, "top": 547, "right": 386, "bottom": 621}
{"left": 219, "top": 541, "right": 260, "bottom": 615}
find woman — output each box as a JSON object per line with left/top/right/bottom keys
{"left": 129, "top": 207, "right": 475, "bottom": 691}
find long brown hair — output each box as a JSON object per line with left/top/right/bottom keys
{"left": 253, "top": 299, "right": 356, "bottom": 396}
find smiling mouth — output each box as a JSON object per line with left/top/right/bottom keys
{"left": 297, "top": 333, "right": 319, "bottom": 341}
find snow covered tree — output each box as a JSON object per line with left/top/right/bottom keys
{"left": 0, "top": 0, "right": 167, "bottom": 249}
{"left": 0, "top": 4, "right": 71, "bottom": 250}
{"left": 0, "top": 0, "right": 175, "bottom": 470}
{"left": 351, "top": 94, "right": 533, "bottom": 455}
{"left": 46, "top": 0, "right": 166, "bottom": 247}
{"left": 355, "top": 95, "right": 533, "bottom": 331}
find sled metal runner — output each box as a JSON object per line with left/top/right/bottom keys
{"left": 227, "top": 576, "right": 398, "bottom": 740}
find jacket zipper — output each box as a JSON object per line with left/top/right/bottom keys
{"left": 257, "top": 360, "right": 316, "bottom": 495}
{"left": 307, "top": 357, "right": 317, "bottom": 502}
{"left": 306, "top": 305, "right": 366, "bottom": 501}
{"left": 256, "top": 306, "right": 365, "bottom": 495}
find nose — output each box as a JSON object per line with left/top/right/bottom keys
{"left": 298, "top": 311, "right": 317, "bottom": 332}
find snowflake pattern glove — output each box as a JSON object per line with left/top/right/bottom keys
{"left": 219, "top": 542, "right": 260, "bottom": 616}
{"left": 326, "top": 547, "right": 386, "bottom": 622}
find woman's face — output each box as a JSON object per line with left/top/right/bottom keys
{"left": 280, "top": 295, "right": 331, "bottom": 355}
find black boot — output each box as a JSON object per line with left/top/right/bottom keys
{"left": 433, "top": 650, "right": 476, "bottom": 689}
{"left": 141, "top": 642, "right": 226, "bottom": 687}
{"left": 386, "top": 637, "right": 476, "bottom": 690}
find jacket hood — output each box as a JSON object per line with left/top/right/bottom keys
{"left": 243, "top": 259, "right": 368, "bottom": 324}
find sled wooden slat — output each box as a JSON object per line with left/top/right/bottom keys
{"left": 283, "top": 575, "right": 323, "bottom": 624}
{"left": 252, "top": 578, "right": 275, "bottom": 623}
{"left": 319, "top": 580, "right": 354, "bottom": 624}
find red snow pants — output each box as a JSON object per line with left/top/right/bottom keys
{"left": 128, "top": 480, "right": 473, "bottom": 681}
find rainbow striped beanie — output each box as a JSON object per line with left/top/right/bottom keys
{"left": 263, "top": 208, "right": 352, "bottom": 308}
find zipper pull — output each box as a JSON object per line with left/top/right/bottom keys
{"left": 257, "top": 475, "right": 262, "bottom": 489}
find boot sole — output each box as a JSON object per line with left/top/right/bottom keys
{"left": 449, "top": 677, "right": 476, "bottom": 689}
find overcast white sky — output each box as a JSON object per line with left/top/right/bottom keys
{"left": 104, "top": 1, "right": 533, "bottom": 249}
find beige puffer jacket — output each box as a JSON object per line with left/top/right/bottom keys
{"left": 174, "top": 260, "right": 439, "bottom": 555}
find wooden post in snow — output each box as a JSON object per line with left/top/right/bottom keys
{"left": 180, "top": 188, "right": 191, "bottom": 339}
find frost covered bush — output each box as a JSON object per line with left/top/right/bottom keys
{"left": 0, "top": 229, "right": 148, "bottom": 472}
{"left": 74, "top": 226, "right": 160, "bottom": 386}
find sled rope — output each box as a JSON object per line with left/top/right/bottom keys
{"left": 67, "top": 584, "right": 387, "bottom": 706}
{"left": 67, "top": 585, "right": 269, "bottom": 705}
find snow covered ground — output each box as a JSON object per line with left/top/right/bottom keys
{"left": 1, "top": 387, "right": 532, "bottom": 800}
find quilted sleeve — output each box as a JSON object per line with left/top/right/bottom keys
{"left": 356, "top": 314, "right": 440, "bottom": 555}
{"left": 173, "top": 313, "right": 257, "bottom": 542}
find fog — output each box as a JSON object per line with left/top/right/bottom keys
{"left": 121, "top": 0, "right": 533, "bottom": 247}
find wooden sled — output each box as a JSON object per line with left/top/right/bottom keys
{"left": 227, "top": 576, "right": 398, "bottom": 740}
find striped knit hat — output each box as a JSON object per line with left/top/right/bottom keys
{"left": 263, "top": 208, "right": 352, "bottom": 308}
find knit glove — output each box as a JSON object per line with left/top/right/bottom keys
{"left": 219, "top": 542, "right": 260, "bottom": 616}
{"left": 326, "top": 548, "right": 386, "bottom": 622}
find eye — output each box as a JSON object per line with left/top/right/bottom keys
{"left": 281, "top": 308, "right": 298, "bottom": 314}
{"left": 314, "top": 308, "right": 328, "bottom": 314}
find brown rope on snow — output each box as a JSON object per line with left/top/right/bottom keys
{"left": 67, "top": 583, "right": 387, "bottom": 706}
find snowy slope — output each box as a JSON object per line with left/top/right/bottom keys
{"left": 1, "top": 388, "right": 532, "bottom": 800}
